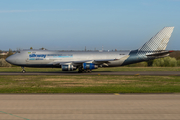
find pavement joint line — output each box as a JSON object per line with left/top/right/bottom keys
{"left": 0, "top": 111, "right": 30, "bottom": 120}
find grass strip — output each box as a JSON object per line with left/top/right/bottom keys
{"left": 0, "top": 75, "right": 180, "bottom": 93}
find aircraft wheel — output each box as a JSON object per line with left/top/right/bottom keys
{"left": 78, "top": 70, "right": 82, "bottom": 73}
{"left": 21, "top": 66, "right": 26, "bottom": 73}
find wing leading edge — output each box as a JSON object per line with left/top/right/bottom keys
{"left": 53, "top": 58, "right": 119, "bottom": 66}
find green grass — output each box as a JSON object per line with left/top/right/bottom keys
{"left": 0, "top": 75, "right": 180, "bottom": 93}
{"left": 1, "top": 67, "right": 180, "bottom": 93}
{"left": 0, "top": 67, "right": 180, "bottom": 72}
{"left": 94, "top": 67, "right": 180, "bottom": 71}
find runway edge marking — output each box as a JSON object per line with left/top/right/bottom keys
{"left": 0, "top": 111, "right": 30, "bottom": 120}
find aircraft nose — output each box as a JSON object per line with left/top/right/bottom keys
{"left": 6, "top": 56, "right": 13, "bottom": 64}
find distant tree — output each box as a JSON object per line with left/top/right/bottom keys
{"left": 30, "top": 47, "right": 33, "bottom": 49}
{"left": 39, "top": 47, "right": 45, "bottom": 50}
{"left": 146, "top": 60, "right": 154, "bottom": 66}
{"left": 16, "top": 48, "right": 21, "bottom": 51}
{"left": 169, "top": 51, "right": 180, "bottom": 60}
{"left": 152, "top": 56, "right": 177, "bottom": 67}
{"left": 0, "top": 58, "right": 11, "bottom": 67}
{"left": 6, "top": 49, "right": 14, "bottom": 58}
{"left": 177, "top": 60, "right": 180, "bottom": 66}
{"left": 0, "top": 50, "right": 2, "bottom": 59}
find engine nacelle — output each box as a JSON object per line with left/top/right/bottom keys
{"left": 83, "top": 63, "right": 98, "bottom": 70}
{"left": 62, "top": 65, "right": 76, "bottom": 71}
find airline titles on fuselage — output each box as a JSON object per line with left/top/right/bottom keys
{"left": 29, "top": 53, "right": 73, "bottom": 60}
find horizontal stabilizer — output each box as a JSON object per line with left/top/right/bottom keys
{"left": 146, "top": 50, "right": 173, "bottom": 57}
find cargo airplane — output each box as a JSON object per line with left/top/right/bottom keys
{"left": 6, "top": 27, "right": 174, "bottom": 73}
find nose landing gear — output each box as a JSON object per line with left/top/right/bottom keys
{"left": 21, "top": 66, "right": 26, "bottom": 73}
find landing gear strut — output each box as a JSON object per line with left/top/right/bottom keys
{"left": 87, "top": 70, "right": 92, "bottom": 73}
{"left": 21, "top": 66, "right": 26, "bottom": 73}
{"left": 78, "top": 66, "right": 92, "bottom": 73}
{"left": 78, "top": 66, "right": 83, "bottom": 73}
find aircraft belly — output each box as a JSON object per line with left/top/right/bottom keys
{"left": 108, "top": 55, "right": 130, "bottom": 66}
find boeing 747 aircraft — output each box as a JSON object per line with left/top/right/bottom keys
{"left": 6, "top": 27, "right": 174, "bottom": 73}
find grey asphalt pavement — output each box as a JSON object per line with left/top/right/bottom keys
{"left": 0, "top": 94, "right": 180, "bottom": 120}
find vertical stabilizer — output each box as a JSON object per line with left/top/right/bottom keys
{"left": 139, "top": 27, "right": 174, "bottom": 51}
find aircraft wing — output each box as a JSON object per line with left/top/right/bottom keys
{"left": 52, "top": 59, "right": 119, "bottom": 66}
{"left": 93, "top": 59, "right": 119, "bottom": 64}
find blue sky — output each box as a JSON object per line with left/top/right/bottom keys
{"left": 0, "top": 0, "right": 180, "bottom": 50}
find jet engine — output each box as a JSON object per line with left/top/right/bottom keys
{"left": 83, "top": 63, "right": 98, "bottom": 70}
{"left": 62, "top": 65, "right": 76, "bottom": 71}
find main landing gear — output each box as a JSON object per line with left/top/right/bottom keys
{"left": 78, "top": 70, "right": 92, "bottom": 73}
{"left": 78, "top": 67, "right": 92, "bottom": 73}
{"left": 21, "top": 66, "right": 26, "bottom": 73}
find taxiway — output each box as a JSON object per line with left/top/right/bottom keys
{"left": 0, "top": 71, "right": 180, "bottom": 76}
{"left": 0, "top": 94, "right": 180, "bottom": 120}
